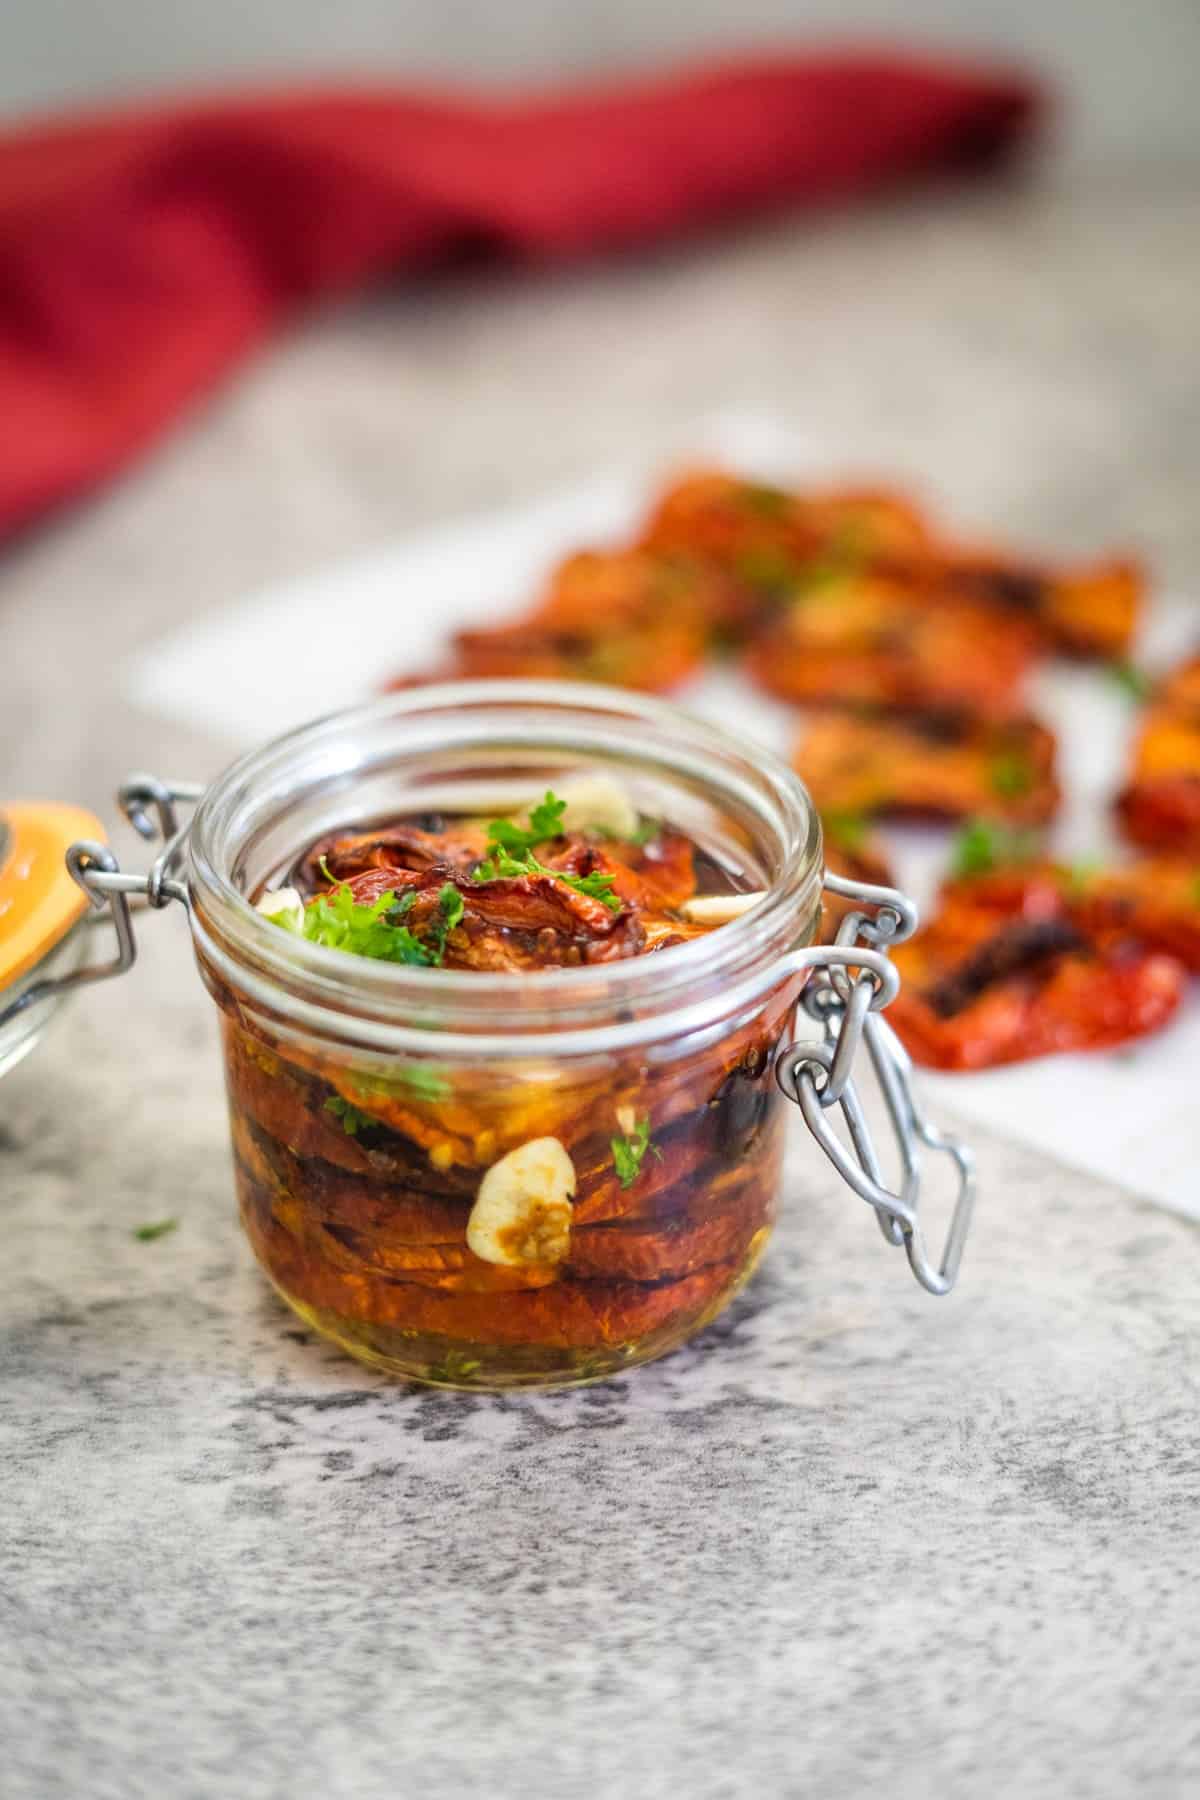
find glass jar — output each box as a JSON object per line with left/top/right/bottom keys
{"left": 1, "top": 683, "right": 973, "bottom": 1389}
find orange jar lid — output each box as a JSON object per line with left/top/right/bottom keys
{"left": 0, "top": 803, "right": 106, "bottom": 991}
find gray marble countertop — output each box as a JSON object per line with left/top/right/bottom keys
{"left": 2, "top": 163, "right": 1199, "bottom": 1799}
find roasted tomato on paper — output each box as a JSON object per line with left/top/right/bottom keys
{"left": 743, "top": 578, "right": 1037, "bottom": 718}
{"left": 906, "top": 551, "right": 1144, "bottom": 662}
{"left": 936, "top": 841, "right": 1200, "bottom": 976}
{"left": 794, "top": 709, "right": 1059, "bottom": 827}
{"left": 1116, "top": 654, "right": 1200, "bottom": 856}
{"left": 887, "top": 843, "right": 1186, "bottom": 1070}
{"left": 639, "top": 469, "right": 932, "bottom": 631}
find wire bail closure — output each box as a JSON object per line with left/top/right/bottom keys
{"left": 776, "top": 868, "right": 975, "bottom": 1295}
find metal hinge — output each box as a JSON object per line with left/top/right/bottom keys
{"left": 776, "top": 868, "right": 976, "bottom": 1295}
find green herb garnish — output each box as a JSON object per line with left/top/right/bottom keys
{"left": 610, "top": 1115, "right": 662, "bottom": 1190}
{"left": 301, "top": 882, "right": 437, "bottom": 965}
{"left": 476, "top": 843, "right": 621, "bottom": 911}
{"left": 483, "top": 791, "right": 567, "bottom": 859}
{"left": 342, "top": 1066, "right": 453, "bottom": 1107}
{"left": 794, "top": 521, "right": 869, "bottom": 596}
{"left": 950, "top": 819, "right": 1041, "bottom": 879}
{"left": 594, "top": 815, "right": 660, "bottom": 848}
{"left": 133, "top": 1218, "right": 178, "bottom": 1243}
{"left": 324, "top": 1096, "right": 378, "bottom": 1137}
{"left": 427, "top": 1351, "right": 482, "bottom": 1383}
{"left": 583, "top": 641, "right": 635, "bottom": 683}
{"left": 428, "top": 883, "right": 465, "bottom": 960}
{"left": 990, "top": 752, "right": 1034, "bottom": 798}
{"left": 822, "top": 810, "right": 869, "bottom": 854}
{"left": 741, "top": 482, "right": 789, "bottom": 518}
{"left": 396, "top": 1064, "right": 453, "bottom": 1103}
{"left": 735, "top": 547, "right": 800, "bottom": 599}
{"left": 474, "top": 792, "right": 621, "bottom": 912}
{"left": 1108, "top": 660, "right": 1153, "bottom": 702}
{"left": 1062, "top": 860, "right": 1100, "bottom": 900}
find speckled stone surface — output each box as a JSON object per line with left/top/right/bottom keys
{"left": 2, "top": 165, "right": 1199, "bottom": 1798}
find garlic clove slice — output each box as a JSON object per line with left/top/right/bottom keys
{"left": 678, "top": 891, "right": 766, "bottom": 926}
{"left": 467, "top": 1137, "right": 576, "bottom": 1268}
{"left": 254, "top": 886, "right": 306, "bottom": 933}
{"left": 552, "top": 773, "right": 640, "bottom": 841}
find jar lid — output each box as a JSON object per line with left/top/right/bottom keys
{"left": 0, "top": 803, "right": 106, "bottom": 992}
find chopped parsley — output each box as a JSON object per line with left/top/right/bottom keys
{"left": 428, "top": 883, "right": 465, "bottom": 960}
{"left": 793, "top": 522, "right": 870, "bottom": 596}
{"left": 277, "top": 877, "right": 466, "bottom": 966}
{"left": 1061, "top": 860, "right": 1100, "bottom": 900}
{"left": 740, "top": 482, "right": 789, "bottom": 518}
{"left": 610, "top": 1115, "right": 662, "bottom": 1189}
{"left": 990, "top": 752, "right": 1034, "bottom": 798}
{"left": 822, "top": 809, "right": 869, "bottom": 854}
{"left": 395, "top": 1064, "right": 453, "bottom": 1103}
{"left": 474, "top": 792, "right": 621, "bottom": 912}
{"left": 735, "top": 546, "right": 800, "bottom": 599}
{"left": 950, "top": 819, "right": 1041, "bottom": 879}
{"left": 594, "top": 815, "right": 659, "bottom": 848}
{"left": 324, "top": 1096, "right": 378, "bottom": 1137}
{"left": 1108, "top": 660, "right": 1153, "bottom": 702}
{"left": 133, "top": 1218, "right": 178, "bottom": 1243}
{"left": 301, "top": 882, "right": 437, "bottom": 965}
{"left": 483, "top": 791, "right": 567, "bottom": 859}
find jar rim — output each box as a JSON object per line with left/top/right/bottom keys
{"left": 186, "top": 681, "right": 823, "bottom": 1053}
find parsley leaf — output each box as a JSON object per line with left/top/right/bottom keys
{"left": 428, "top": 883, "right": 465, "bottom": 960}
{"left": 990, "top": 752, "right": 1034, "bottom": 798}
{"left": 584, "top": 815, "right": 659, "bottom": 848}
{"left": 301, "top": 882, "right": 437, "bottom": 965}
{"left": 396, "top": 1064, "right": 452, "bottom": 1103}
{"left": 735, "top": 546, "right": 800, "bottom": 599}
{"left": 950, "top": 819, "right": 1041, "bottom": 879}
{"left": 476, "top": 843, "right": 620, "bottom": 910}
{"left": 611, "top": 1115, "right": 662, "bottom": 1189}
{"left": 528, "top": 791, "right": 568, "bottom": 841}
{"left": 741, "top": 482, "right": 789, "bottom": 518}
{"left": 474, "top": 795, "right": 621, "bottom": 912}
{"left": 822, "top": 810, "right": 869, "bottom": 854}
{"left": 324, "top": 1096, "right": 378, "bottom": 1137}
{"left": 1061, "top": 860, "right": 1100, "bottom": 900}
{"left": 1108, "top": 660, "right": 1153, "bottom": 701}
{"left": 484, "top": 791, "right": 567, "bottom": 859}
{"left": 133, "top": 1218, "right": 178, "bottom": 1243}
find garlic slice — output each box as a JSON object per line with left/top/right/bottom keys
{"left": 467, "top": 1137, "right": 576, "bottom": 1268}
{"left": 678, "top": 891, "right": 766, "bottom": 926}
{"left": 254, "top": 886, "right": 306, "bottom": 933}
{"left": 553, "top": 773, "right": 640, "bottom": 840}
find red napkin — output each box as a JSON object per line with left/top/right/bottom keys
{"left": 0, "top": 53, "right": 1039, "bottom": 545}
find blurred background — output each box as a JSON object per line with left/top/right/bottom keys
{"left": 3, "top": 0, "right": 1199, "bottom": 168}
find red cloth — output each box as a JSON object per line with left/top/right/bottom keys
{"left": 0, "top": 54, "right": 1039, "bottom": 544}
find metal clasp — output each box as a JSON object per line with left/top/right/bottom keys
{"left": 0, "top": 775, "right": 202, "bottom": 1029}
{"left": 777, "top": 867, "right": 975, "bottom": 1296}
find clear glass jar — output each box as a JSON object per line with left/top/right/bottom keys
{"left": 3, "top": 683, "right": 971, "bottom": 1388}
{"left": 186, "top": 684, "right": 824, "bottom": 1388}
